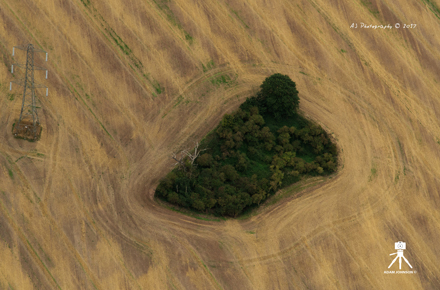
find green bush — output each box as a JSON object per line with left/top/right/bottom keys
{"left": 197, "top": 153, "right": 213, "bottom": 167}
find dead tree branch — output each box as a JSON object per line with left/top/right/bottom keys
{"left": 172, "top": 152, "right": 186, "bottom": 172}
{"left": 182, "top": 142, "right": 208, "bottom": 165}
{"left": 171, "top": 142, "right": 209, "bottom": 172}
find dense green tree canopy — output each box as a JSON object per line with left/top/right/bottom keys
{"left": 259, "top": 73, "right": 300, "bottom": 119}
{"left": 155, "top": 73, "right": 337, "bottom": 217}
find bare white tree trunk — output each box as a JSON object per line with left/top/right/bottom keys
{"left": 171, "top": 142, "right": 208, "bottom": 172}
{"left": 182, "top": 142, "right": 208, "bottom": 165}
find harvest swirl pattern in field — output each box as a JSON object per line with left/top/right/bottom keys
{"left": 0, "top": 0, "right": 439, "bottom": 289}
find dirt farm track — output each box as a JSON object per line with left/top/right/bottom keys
{"left": 0, "top": 0, "right": 440, "bottom": 289}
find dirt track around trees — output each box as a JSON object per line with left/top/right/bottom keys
{"left": 0, "top": 0, "right": 440, "bottom": 289}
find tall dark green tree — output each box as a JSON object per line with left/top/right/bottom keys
{"left": 259, "top": 73, "right": 300, "bottom": 119}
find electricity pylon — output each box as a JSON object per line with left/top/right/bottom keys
{"left": 10, "top": 44, "right": 48, "bottom": 138}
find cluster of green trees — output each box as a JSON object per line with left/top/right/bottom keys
{"left": 155, "top": 73, "right": 338, "bottom": 217}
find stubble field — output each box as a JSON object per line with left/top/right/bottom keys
{"left": 0, "top": 0, "right": 440, "bottom": 289}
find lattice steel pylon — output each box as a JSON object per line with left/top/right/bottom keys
{"left": 10, "top": 43, "right": 48, "bottom": 139}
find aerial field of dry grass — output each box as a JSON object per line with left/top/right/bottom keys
{"left": 0, "top": 0, "right": 440, "bottom": 289}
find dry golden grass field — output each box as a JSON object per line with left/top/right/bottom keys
{"left": 0, "top": 0, "right": 440, "bottom": 289}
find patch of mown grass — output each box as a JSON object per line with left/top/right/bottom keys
{"left": 23, "top": 236, "right": 62, "bottom": 289}
{"left": 210, "top": 74, "right": 231, "bottom": 86}
{"left": 152, "top": 0, "right": 194, "bottom": 44}
{"left": 15, "top": 155, "right": 26, "bottom": 162}
{"left": 153, "top": 82, "right": 163, "bottom": 94}
{"left": 310, "top": 2, "right": 355, "bottom": 52}
{"left": 183, "top": 99, "right": 200, "bottom": 105}
{"left": 143, "top": 74, "right": 163, "bottom": 95}
{"left": 262, "top": 113, "right": 308, "bottom": 134}
{"left": 229, "top": 6, "right": 249, "bottom": 29}
{"left": 83, "top": 2, "right": 144, "bottom": 74}
{"left": 207, "top": 72, "right": 238, "bottom": 89}
{"left": 369, "top": 166, "right": 377, "bottom": 181}
{"left": 106, "top": 27, "right": 132, "bottom": 56}
{"left": 194, "top": 216, "right": 223, "bottom": 222}
{"left": 184, "top": 32, "right": 193, "bottom": 44}
{"left": 360, "top": 0, "right": 380, "bottom": 17}
{"left": 173, "top": 95, "right": 184, "bottom": 108}
{"left": 68, "top": 86, "right": 113, "bottom": 140}
{"left": 202, "top": 60, "right": 215, "bottom": 72}
{"left": 80, "top": 0, "right": 90, "bottom": 7}
{"left": 397, "top": 139, "right": 404, "bottom": 157}
{"left": 296, "top": 146, "right": 316, "bottom": 163}
{"left": 422, "top": 0, "right": 440, "bottom": 20}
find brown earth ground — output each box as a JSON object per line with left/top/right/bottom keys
{"left": 0, "top": 0, "right": 440, "bottom": 289}
{"left": 12, "top": 119, "right": 42, "bottom": 141}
